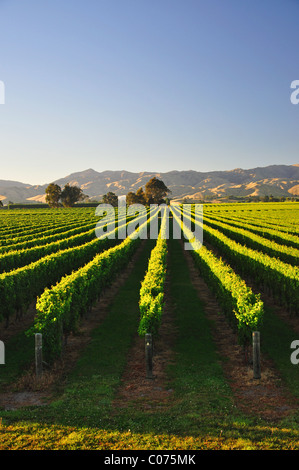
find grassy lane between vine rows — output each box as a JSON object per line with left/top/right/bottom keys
{"left": 1, "top": 239, "right": 299, "bottom": 449}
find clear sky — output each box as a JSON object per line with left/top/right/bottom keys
{"left": 0, "top": 0, "right": 298, "bottom": 185}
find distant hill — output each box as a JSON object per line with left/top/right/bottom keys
{"left": 1, "top": 164, "right": 299, "bottom": 204}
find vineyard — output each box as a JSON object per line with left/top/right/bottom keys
{"left": 0, "top": 202, "right": 299, "bottom": 450}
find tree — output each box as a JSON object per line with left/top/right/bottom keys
{"left": 102, "top": 191, "right": 118, "bottom": 207}
{"left": 126, "top": 187, "right": 146, "bottom": 206}
{"left": 45, "top": 183, "right": 62, "bottom": 208}
{"left": 135, "top": 187, "right": 146, "bottom": 205}
{"left": 126, "top": 191, "right": 139, "bottom": 205}
{"left": 60, "top": 183, "right": 86, "bottom": 207}
{"left": 126, "top": 179, "right": 170, "bottom": 207}
{"left": 144, "top": 177, "right": 170, "bottom": 205}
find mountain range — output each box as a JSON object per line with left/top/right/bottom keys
{"left": 1, "top": 164, "right": 299, "bottom": 204}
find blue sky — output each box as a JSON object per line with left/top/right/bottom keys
{"left": 0, "top": 0, "right": 298, "bottom": 185}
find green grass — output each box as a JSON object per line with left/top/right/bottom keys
{"left": 165, "top": 239, "right": 235, "bottom": 424}
{"left": 1, "top": 238, "right": 299, "bottom": 449}
{"left": 261, "top": 306, "right": 299, "bottom": 402}
{"left": 0, "top": 330, "right": 34, "bottom": 387}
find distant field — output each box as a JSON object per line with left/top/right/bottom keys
{"left": 0, "top": 202, "right": 299, "bottom": 451}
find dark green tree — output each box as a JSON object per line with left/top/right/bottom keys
{"left": 60, "top": 183, "right": 86, "bottom": 207}
{"left": 135, "top": 187, "right": 146, "bottom": 205}
{"left": 126, "top": 191, "right": 139, "bottom": 205}
{"left": 102, "top": 191, "right": 118, "bottom": 207}
{"left": 144, "top": 177, "right": 170, "bottom": 204}
{"left": 45, "top": 183, "right": 62, "bottom": 208}
{"left": 126, "top": 187, "right": 147, "bottom": 206}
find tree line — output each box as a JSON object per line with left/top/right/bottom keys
{"left": 45, "top": 177, "right": 170, "bottom": 208}
{"left": 45, "top": 183, "right": 88, "bottom": 207}
{"left": 103, "top": 177, "right": 170, "bottom": 207}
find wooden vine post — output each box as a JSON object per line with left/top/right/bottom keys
{"left": 35, "top": 333, "right": 43, "bottom": 379}
{"left": 0, "top": 340, "right": 4, "bottom": 365}
{"left": 145, "top": 333, "right": 153, "bottom": 379}
{"left": 252, "top": 331, "right": 261, "bottom": 379}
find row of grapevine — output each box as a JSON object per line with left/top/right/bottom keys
{"left": 171, "top": 207, "right": 264, "bottom": 346}
{"left": 204, "top": 212, "right": 299, "bottom": 249}
{"left": 0, "top": 225, "right": 99, "bottom": 273}
{"left": 204, "top": 203, "right": 299, "bottom": 229}
{"left": 0, "top": 233, "right": 117, "bottom": 326}
{"left": 27, "top": 211, "right": 158, "bottom": 363}
{"left": 0, "top": 208, "right": 132, "bottom": 273}
{"left": 0, "top": 210, "right": 150, "bottom": 325}
{"left": 0, "top": 220, "right": 97, "bottom": 254}
{"left": 0, "top": 218, "right": 78, "bottom": 243}
{"left": 0, "top": 208, "right": 96, "bottom": 240}
{"left": 0, "top": 205, "right": 129, "bottom": 255}
{"left": 202, "top": 215, "right": 299, "bottom": 266}
{"left": 138, "top": 211, "right": 168, "bottom": 337}
{"left": 182, "top": 206, "right": 299, "bottom": 314}
{"left": 0, "top": 211, "right": 97, "bottom": 246}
